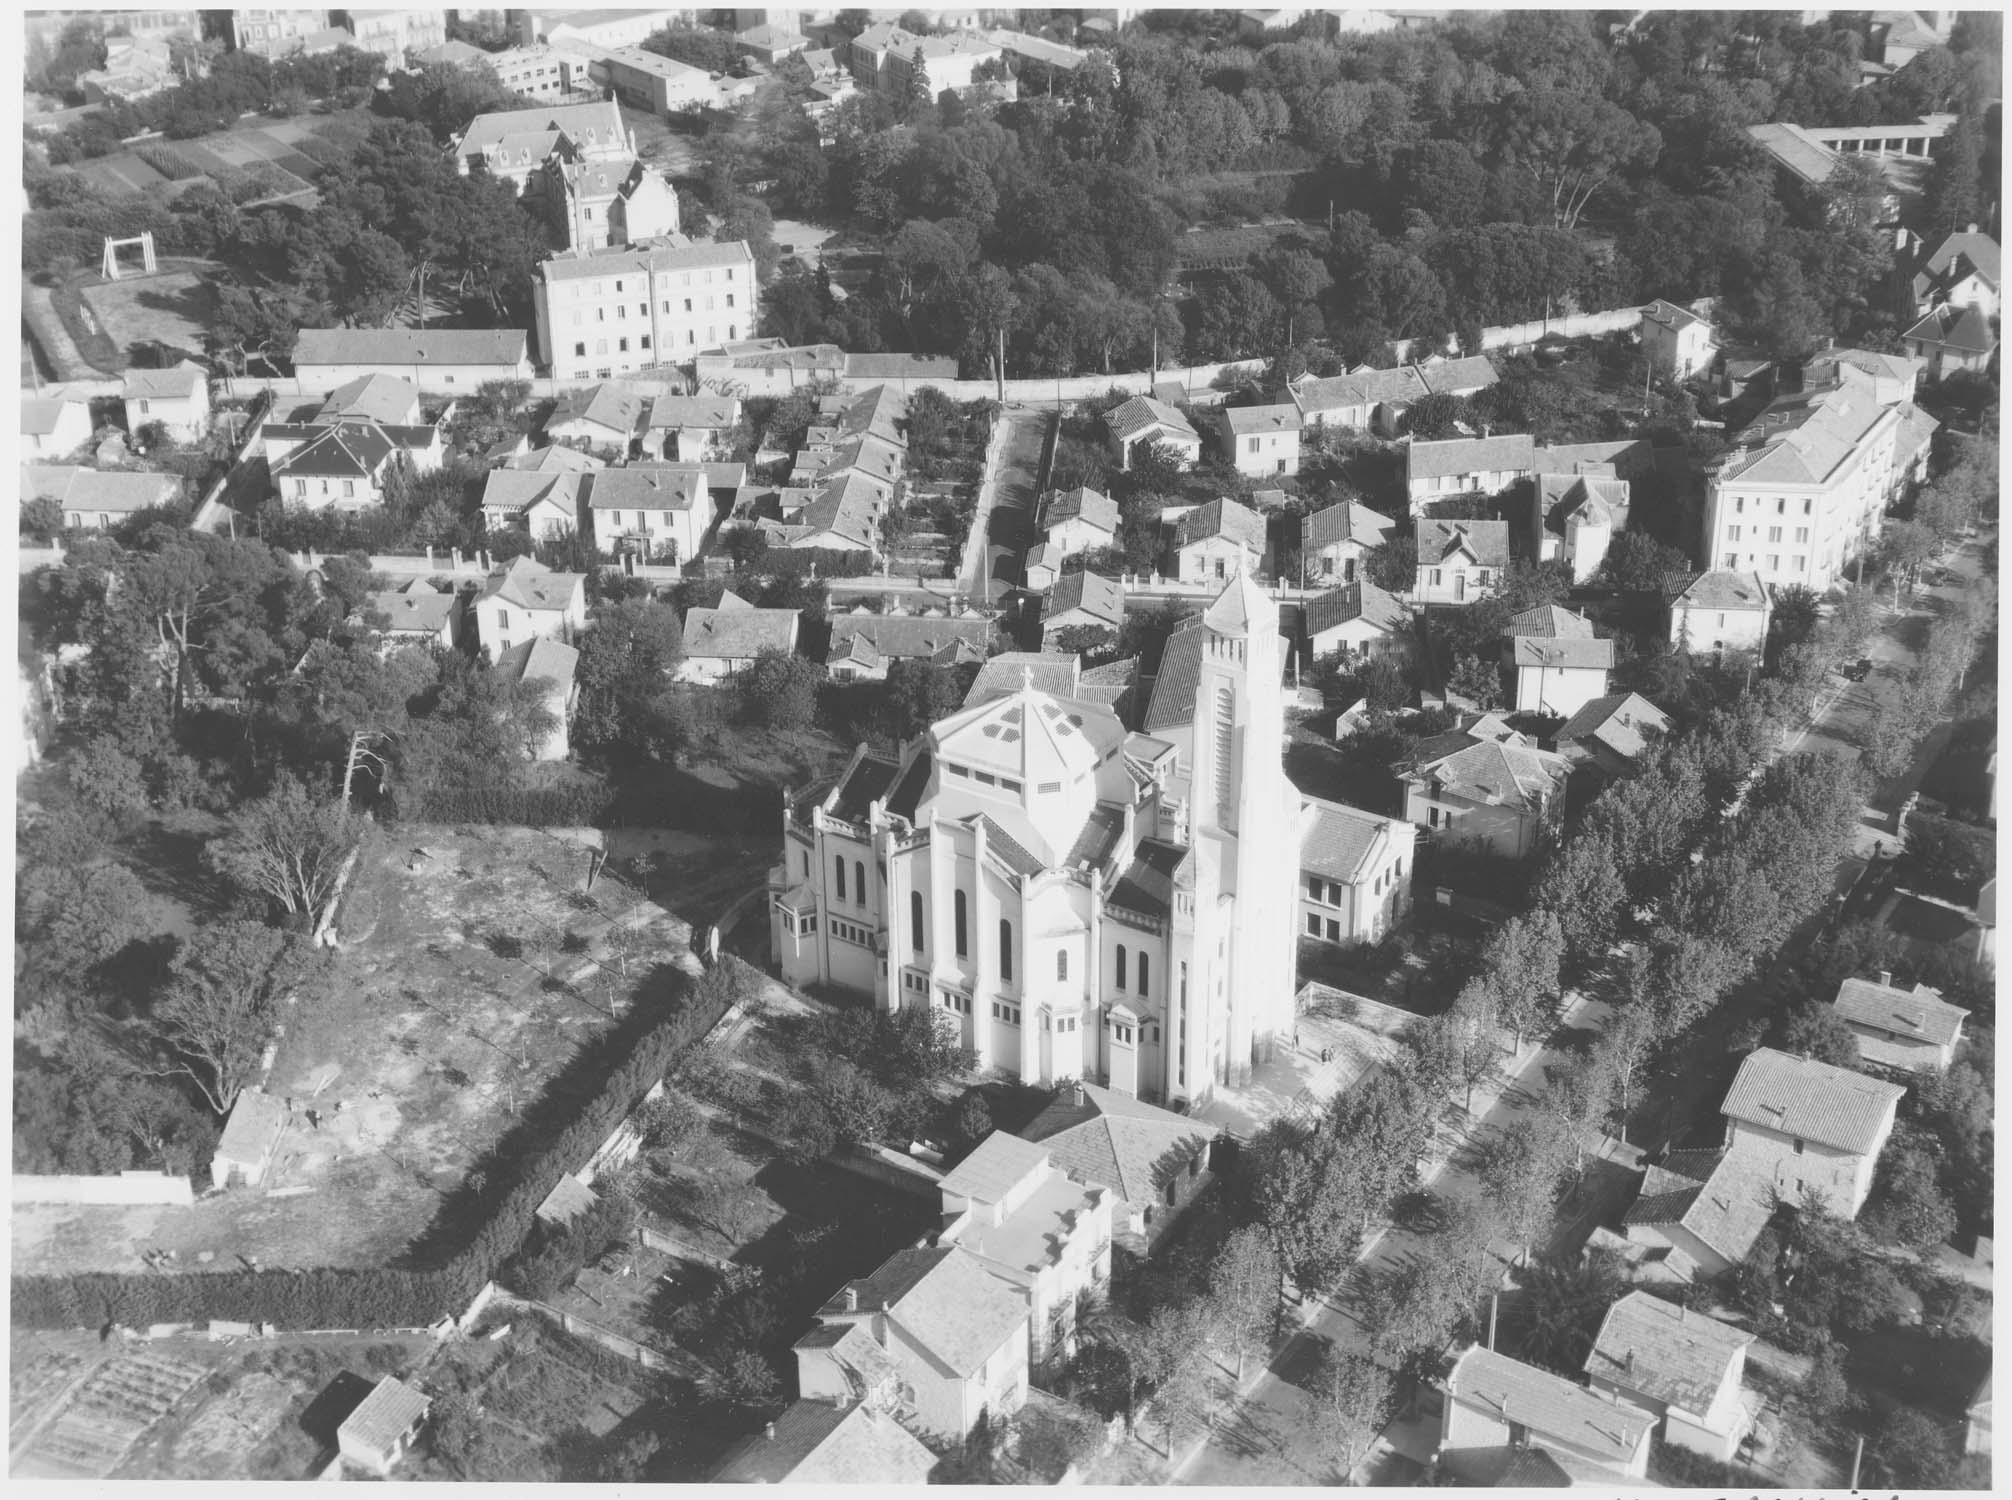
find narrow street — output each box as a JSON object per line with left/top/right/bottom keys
{"left": 960, "top": 405, "right": 1052, "bottom": 601}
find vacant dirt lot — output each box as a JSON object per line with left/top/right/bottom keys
{"left": 80, "top": 265, "right": 220, "bottom": 365}
{"left": 11, "top": 827, "right": 717, "bottom": 1278}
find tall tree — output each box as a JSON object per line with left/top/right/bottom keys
{"left": 209, "top": 773, "right": 361, "bottom": 930}
{"left": 149, "top": 921, "right": 292, "bottom": 1114}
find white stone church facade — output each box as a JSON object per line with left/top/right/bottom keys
{"left": 769, "top": 574, "right": 1300, "bottom": 1108}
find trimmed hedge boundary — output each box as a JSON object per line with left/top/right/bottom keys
{"left": 11, "top": 957, "right": 756, "bottom": 1332}
{"left": 395, "top": 768, "right": 781, "bottom": 836}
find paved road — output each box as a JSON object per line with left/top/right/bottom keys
{"left": 1175, "top": 993, "right": 1612, "bottom": 1486}
{"left": 961, "top": 406, "right": 1052, "bottom": 599}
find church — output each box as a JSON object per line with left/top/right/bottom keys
{"left": 769, "top": 572, "right": 1302, "bottom": 1110}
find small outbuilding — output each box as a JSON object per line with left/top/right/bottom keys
{"left": 338, "top": 1374, "right": 431, "bottom": 1477}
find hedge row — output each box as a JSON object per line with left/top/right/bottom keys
{"left": 393, "top": 771, "right": 782, "bottom": 837}
{"left": 395, "top": 781, "right": 611, "bottom": 828}
{"left": 11, "top": 957, "right": 757, "bottom": 1332}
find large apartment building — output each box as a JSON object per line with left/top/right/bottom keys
{"left": 1701, "top": 354, "right": 1934, "bottom": 592}
{"left": 770, "top": 572, "right": 1302, "bottom": 1110}
{"left": 533, "top": 239, "right": 757, "bottom": 382}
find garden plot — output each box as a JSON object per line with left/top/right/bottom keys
{"left": 13, "top": 1352, "right": 206, "bottom": 1479}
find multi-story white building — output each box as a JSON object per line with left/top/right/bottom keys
{"left": 533, "top": 239, "right": 757, "bottom": 382}
{"left": 771, "top": 573, "right": 1301, "bottom": 1108}
{"left": 342, "top": 10, "right": 447, "bottom": 64}
{"left": 232, "top": 8, "right": 331, "bottom": 56}
{"left": 513, "top": 8, "right": 695, "bottom": 50}
{"left": 1701, "top": 359, "right": 1916, "bottom": 591}
{"left": 482, "top": 43, "right": 595, "bottom": 100}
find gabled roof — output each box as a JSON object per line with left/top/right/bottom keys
{"left": 1746, "top": 121, "right": 1838, "bottom": 186}
{"left": 1641, "top": 298, "right": 1711, "bottom": 333}
{"left": 1905, "top": 304, "right": 1997, "bottom": 355}
{"left": 361, "top": 585, "right": 456, "bottom": 636}
{"left": 272, "top": 421, "right": 401, "bottom": 480}
{"left": 585, "top": 466, "right": 706, "bottom": 512}
{"left": 1305, "top": 581, "right": 1404, "bottom": 638}
{"left": 681, "top": 601, "right": 799, "bottom": 661}
{"left": 1173, "top": 497, "right": 1267, "bottom": 554}
{"left": 480, "top": 555, "right": 583, "bottom": 613}
{"left": 647, "top": 394, "right": 740, "bottom": 431}
{"left": 1831, "top": 976, "right": 1967, "bottom": 1047}
{"left": 214, "top": 1087, "right": 287, "bottom": 1165}
{"left": 1408, "top": 433, "right": 1535, "bottom": 481}
{"left": 1418, "top": 354, "right": 1500, "bottom": 394}
{"left": 1043, "top": 486, "right": 1119, "bottom": 534}
{"left": 825, "top": 1246, "right": 1029, "bottom": 1378}
{"left": 1105, "top": 396, "right": 1198, "bottom": 445}
{"left": 550, "top": 383, "right": 648, "bottom": 438}
{"left": 1044, "top": 570, "right": 1125, "bottom": 627}
{"left": 317, "top": 373, "right": 420, "bottom": 426}
{"left": 338, "top": 1375, "right": 430, "bottom": 1455}
{"left": 500, "top": 443, "right": 603, "bottom": 474}
{"left": 1416, "top": 518, "right": 1511, "bottom": 569}
{"left": 792, "top": 470, "right": 886, "bottom": 549}
{"left": 1221, "top": 402, "right": 1303, "bottom": 436}
{"left": 1585, "top": 1292, "right": 1752, "bottom": 1417}
{"left": 27, "top": 465, "right": 182, "bottom": 513}
{"left": 1291, "top": 364, "right": 1429, "bottom": 414}
{"left": 1303, "top": 501, "right": 1394, "bottom": 551}
{"left": 20, "top": 397, "right": 85, "bottom": 437}
{"left": 1917, "top": 229, "right": 1999, "bottom": 291}
{"left": 293, "top": 327, "right": 529, "bottom": 368}
{"left": 1300, "top": 796, "right": 1400, "bottom": 882}
{"left": 1018, "top": 1082, "right": 1220, "bottom": 1208}
{"left": 1554, "top": 693, "right": 1670, "bottom": 767}
{"left": 1720, "top": 1047, "right": 1906, "bottom": 1155}
{"left": 714, "top": 1398, "right": 935, "bottom": 1484}
{"left": 1676, "top": 570, "right": 1769, "bottom": 612}
{"left": 828, "top": 613, "right": 990, "bottom": 666}
{"left": 965, "top": 653, "right": 1080, "bottom": 707}
{"left": 496, "top": 634, "right": 580, "bottom": 696}
{"left": 458, "top": 99, "right": 628, "bottom": 158}
{"left": 1510, "top": 635, "right": 1616, "bottom": 671}
{"left": 121, "top": 360, "right": 206, "bottom": 401}
{"left": 1539, "top": 473, "right": 1630, "bottom": 534}
{"left": 480, "top": 468, "right": 585, "bottom": 520}
{"left": 938, "top": 1131, "right": 1052, "bottom": 1208}
{"left": 1445, "top": 1348, "right": 1655, "bottom": 1466}
{"left": 1405, "top": 736, "right": 1569, "bottom": 812}
{"left": 1506, "top": 604, "right": 1594, "bottom": 640}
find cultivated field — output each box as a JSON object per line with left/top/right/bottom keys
{"left": 10, "top": 1348, "right": 207, "bottom": 1478}
{"left": 10, "top": 827, "right": 711, "bottom": 1278}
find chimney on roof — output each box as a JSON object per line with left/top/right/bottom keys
{"left": 765, "top": 1421, "right": 776, "bottom": 1440}
{"left": 844, "top": 1286, "right": 859, "bottom": 1312}
{"left": 1878, "top": 970, "right": 1893, "bottom": 987}
{"left": 1967, "top": 223, "right": 1979, "bottom": 234}
{"left": 1625, "top": 1348, "right": 1634, "bottom": 1372}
